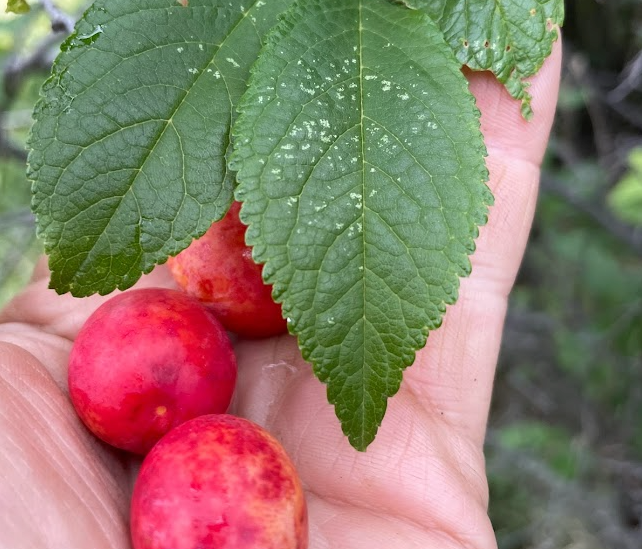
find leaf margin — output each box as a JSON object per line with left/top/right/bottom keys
{"left": 231, "top": 0, "right": 493, "bottom": 450}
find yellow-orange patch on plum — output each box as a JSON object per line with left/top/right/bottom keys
{"left": 131, "top": 414, "right": 308, "bottom": 549}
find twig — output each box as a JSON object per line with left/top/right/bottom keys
{"left": 2, "top": 33, "right": 62, "bottom": 103}
{"left": 38, "top": 0, "right": 75, "bottom": 34}
{"left": 0, "top": 209, "right": 35, "bottom": 231}
{"left": 566, "top": 51, "right": 616, "bottom": 174}
{"left": 0, "top": 135, "right": 27, "bottom": 162}
{"left": 0, "top": 3, "right": 75, "bottom": 163}
{"left": 609, "top": 49, "right": 642, "bottom": 103}
{"left": 600, "top": 67, "right": 642, "bottom": 133}
{"left": 606, "top": 97, "right": 642, "bottom": 131}
{"left": 0, "top": 35, "right": 56, "bottom": 162}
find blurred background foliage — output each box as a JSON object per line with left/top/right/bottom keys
{"left": 489, "top": 1, "right": 642, "bottom": 547}
{"left": 0, "top": 0, "right": 81, "bottom": 306}
{"left": 0, "top": 1, "right": 641, "bottom": 547}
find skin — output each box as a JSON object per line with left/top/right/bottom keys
{"left": 168, "top": 201, "right": 288, "bottom": 339}
{"left": 68, "top": 288, "right": 237, "bottom": 455}
{"left": 0, "top": 40, "right": 561, "bottom": 549}
{"left": 131, "top": 415, "right": 307, "bottom": 549}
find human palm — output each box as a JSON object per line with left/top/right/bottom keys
{"left": 0, "top": 42, "right": 561, "bottom": 549}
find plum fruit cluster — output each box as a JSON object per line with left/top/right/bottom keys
{"left": 67, "top": 205, "right": 307, "bottom": 549}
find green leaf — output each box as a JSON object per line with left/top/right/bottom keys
{"left": 231, "top": 0, "right": 492, "bottom": 450}
{"left": 422, "top": 0, "right": 564, "bottom": 119}
{"left": 6, "top": 0, "right": 30, "bottom": 15}
{"left": 608, "top": 147, "right": 642, "bottom": 226}
{"left": 28, "top": 0, "right": 293, "bottom": 296}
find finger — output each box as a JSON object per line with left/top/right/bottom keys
{"left": 0, "top": 263, "right": 178, "bottom": 342}
{"left": 232, "top": 333, "right": 499, "bottom": 547}
{"left": 0, "top": 262, "right": 179, "bottom": 391}
{"left": 0, "top": 341, "right": 132, "bottom": 549}
{"left": 403, "top": 37, "right": 563, "bottom": 445}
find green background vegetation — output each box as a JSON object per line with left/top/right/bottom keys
{"left": 1, "top": 1, "right": 641, "bottom": 547}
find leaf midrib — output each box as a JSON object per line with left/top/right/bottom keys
{"left": 356, "top": 0, "right": 369, "bottom": 448}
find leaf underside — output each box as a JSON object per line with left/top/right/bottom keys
{"left": 28, "top": 0, "right": 293, "bottom": 296}
{"left": 422, "top": 0, "right": 565, "bottom": 119}
{"left": 231, "top": 0, "right": 492, "bottom": 450}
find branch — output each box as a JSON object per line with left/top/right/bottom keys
{"left": 38, "top": 0, "right": 75, "bottom": 34}
{"left": 606, "top": 98, "right": 642, "bottom": 132}
{"left": 0, "top": 135, "right": 27, "bottom": 162}
{"left": 609, "top": 49, "right": 642, "bottom": 103}
{"left": 0, "top": 2, "right": 75, "bottom": 163}
{"left": 565, "top": 51, "right": 617, "bottom": 173}
{"left": 0, "top": 209, "right": 35, "bottom": 231}
{"left": 2, "top": 33, "right": 62, "bottom": 103}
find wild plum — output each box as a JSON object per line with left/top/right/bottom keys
{"left": 167, "top": 202, "right": 288, "bottom": 339}
{"left": 68, "top": 288, "right": 237, "bottom": 455}
{"left": 130, "top": 414, "right": 308, "bottom": 549}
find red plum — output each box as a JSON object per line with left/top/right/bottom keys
{"left": 167, "top": 202, "right": 288, "bottom": 339}
{"left": 68, "top": 288, "right": 237, "bottom": 455}
{"left": 130, "top": 414, "right": 309, "bottom": 549}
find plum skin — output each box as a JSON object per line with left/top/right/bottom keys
{"left": 167, "top": 201, "right": 288, "bottom": 339}
{"left": 130, "top": 414, "right": 309, "bottom": 549}
{"left": 68, "top": 288, "right": 237, "bottom": 455}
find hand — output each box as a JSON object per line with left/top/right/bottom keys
{"left": 0, "top": 40, "right": 561, "bottom": 549}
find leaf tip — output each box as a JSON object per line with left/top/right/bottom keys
{"left": 348, "top": 437, "right": 371, "bottom": 453}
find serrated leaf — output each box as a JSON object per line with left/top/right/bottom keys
{"left": 422, "top": 0, "right": 564, "bottom": 119}
{"left": 231, "top": 0, "right": 492, "bottom": 450}
{"left": 28, "top": 0, "right": 293, "bottom": 296}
